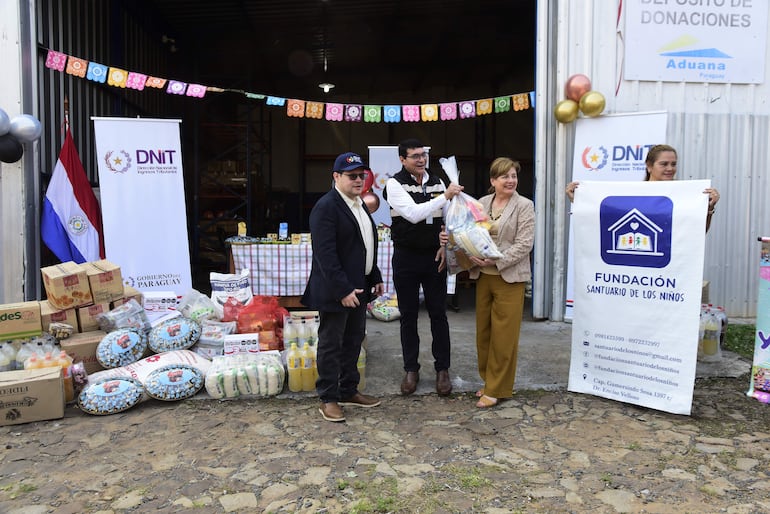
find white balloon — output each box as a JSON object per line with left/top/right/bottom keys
{"left": 9, "top": 114, "right": 42, "bottom": 143}
{"left": 0, "top": 108, "right": 10, "bottom": 136}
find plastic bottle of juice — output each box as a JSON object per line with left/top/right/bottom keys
{"left": 283, "top": 318, "right": 298, "bottom": 350}
{"left": 286, "top": 342, "right": 303, "bottom": 393}
{"left": 0, "top": 343, "right": 11, "bottom": 372}
{"left": 15, "top": 340, "right": 34, "bottom": 371}
{"left": 300, "top": 342, "right": 316, "bottom": 392}
{"left": 25, "top": 354, "right": 43, "bottom": 369}
{"left": 42, "top": 352, "right": 56, "bottom": 368}
{"left": 700, "top": 310, "right": 721, "bottom": 362}
{"left": 357, "top": 347, "right": 367, "bottom": 391}
{"left": 4, "top": 342, "right": 18, "bottom": 370}
{"left": 57, "top": 350, "right": 74, "bottom": 368}
{"left": 714, "top": 306, "right": 728, "bottom": 347}
{"left": 297, "top": 319, "right": 308, "bottom": 347}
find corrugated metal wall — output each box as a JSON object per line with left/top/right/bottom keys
{"left": 547, "top": 0, "right": 770, "bottom": 317}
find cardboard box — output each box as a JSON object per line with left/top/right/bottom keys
{"left": 76, "top": 303, "right": 111, "bottom": 333}
{"left": 39, "top": 300, "right": 78, "bottom": 333}
{"left": 41, "top": 261, "right": 93, "bottom": 310}
{"left": 0, "top": 301, "right": 42, "bottom": 339}
{"left": 61, "top": 331, "right": 106, "bottom": 374}
{"left": 702, "top": 280, "right": 710, "bottom": 305}
{"left": 83, "top": 260, "right": 124, "bottom": 303}
{"left": 111, "top": 285, "right": 144, "bottom": 309}
{"left": 0, "top": 368, "right": 64, "bottom": 426}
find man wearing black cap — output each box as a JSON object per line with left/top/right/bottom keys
{"left": 302, "top": 152, "right": 385, "bottom": 422}
{"left": 383, "top": 138, "right": 463, "bottom": 396}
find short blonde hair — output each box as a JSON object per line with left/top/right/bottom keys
{"left": 488, "top": 157, "right": 521, "bottom": 193}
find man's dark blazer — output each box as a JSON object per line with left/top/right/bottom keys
{"left": 301, "top": 188, "right": 383, "bottom": 312}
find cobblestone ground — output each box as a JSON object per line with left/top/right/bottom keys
{"left": 2, "top": 376, "right": 770, "bottom": 514}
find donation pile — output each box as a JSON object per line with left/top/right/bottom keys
{"left": 0, "top": 261, "right": 323, "bottom": 426}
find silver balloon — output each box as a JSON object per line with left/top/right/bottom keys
{"left": 9, "top": 114, "right": 42, "bottom": 143}
{"left": 0, "top": 108, "right": 9, "bottom": 136}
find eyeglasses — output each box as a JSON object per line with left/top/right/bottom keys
{"left": 341, "top": 172, "right": 368, "bottom": 180}
{"left": 405, "top": 152, "right": 427, "bottom": 160}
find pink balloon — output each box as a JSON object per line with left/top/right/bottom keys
{"left": 362, "top": 191, "right": 380, "bottom": 213}
{"left": 362, "top": 170, "right": 375, "bottom": 193}
{"left": 565, "top": 74, "right": 592, "bottom": 102}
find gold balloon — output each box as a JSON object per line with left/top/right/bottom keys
{"left": 565, "top": 74, "right": 592, "bottom": 102}
{"left": 578, "top": 90, "right": 606, "bottom": 117}
{"left": 553, "top": 99, "right": 579, "bottom": 124}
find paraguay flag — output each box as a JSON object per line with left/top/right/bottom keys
{"left": 41, "top": 128, "right": 104, "bottom": 263}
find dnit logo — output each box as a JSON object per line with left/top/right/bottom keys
{"left": 599, "top": 196, "right": 672, "bottom": 268}
{"left": 581, "top": 146, "right": 608, "bottom": 171}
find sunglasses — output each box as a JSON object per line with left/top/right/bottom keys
{"left": 341, "top": 172, "right": 369, "bottom": 180}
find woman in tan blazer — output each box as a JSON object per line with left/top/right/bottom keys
{"left": 467, "top": 158, "right": 535, "bottom": 407}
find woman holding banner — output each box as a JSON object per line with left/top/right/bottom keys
{"left": 466, "top": 157, "right": 535, "bottom": 408}
{"left": 566, "top": 144, "right": 720, "bottom": 231}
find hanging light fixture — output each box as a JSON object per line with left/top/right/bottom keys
{"left": 317, "top": 9, "right": 334, "bottom": 93}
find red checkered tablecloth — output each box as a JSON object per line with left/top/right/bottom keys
{"left": 231, "top": 242, "right": 397, "bottom": 297}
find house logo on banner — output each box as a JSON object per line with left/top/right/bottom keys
{"left": 104, "top": 150, "right": 132, "bottom": 173}
{"left": 599, "top": 196, "right": 672, "bottom": 268}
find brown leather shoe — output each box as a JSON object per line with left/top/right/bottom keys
{"left": 400, "top": 371, "right": 419, "bottom": 395}
{"left": 339, "top": 392, "right": 381, "bottom": 408}
{"left": 436, "top": 370, "right": 452, "bottom": 396}
{"left": 319, "top": 402, "right": 345, "bottom": 422}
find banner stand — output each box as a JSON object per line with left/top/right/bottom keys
{"left": 746, "top": 236, "right": 770, "bottom": 404}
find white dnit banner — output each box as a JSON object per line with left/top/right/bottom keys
{"left": 93, "top": 117, "right": 192, "bottom": 296}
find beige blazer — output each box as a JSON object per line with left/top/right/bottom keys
{"left": 468, "top": 191, "right": 535, "bottom": 284}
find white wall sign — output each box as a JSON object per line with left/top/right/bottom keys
{"left": 624, "top": 0, "right": 768, "bottom": 83}
{"left": 93, "top": 117, "right": 192, "bottom": 296}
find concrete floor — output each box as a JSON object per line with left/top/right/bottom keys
{"left": 361, "top": 284, "right": 752, "bottom": 397}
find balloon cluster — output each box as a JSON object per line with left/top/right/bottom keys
{"left": 553, "top": 74, "right": 606, "bottom": 124}
{"left": 0, "top": 107, "right": 43, "bottom": 163}
{"left": 361, "top": 169, "right": 380, "bottom": 213}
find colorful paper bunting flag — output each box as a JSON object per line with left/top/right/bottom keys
{"left": 513, "top": 93, "right": 530, "bottom": 111}
{"left": 440, "top": 103, "right": 457, "bottom": 121}
{"left": 383, "top": 106, "right": 401, "bottom": 123}
{"left": 186, "top": 84, "right": 206, "bottom": 98}
{"left": 403, "top": 105, "right": 420, "bottom": 122}
{"left": 477, "top": 98, "right": 493, "bottom": 115}
{"left": 86, "top": 62, "right": 108, "bottom": 83}
{"left": 421, "top": 104, "right": 438, "bottom": 122}
{"left": 45, "top": 50, "right": 67, "bottom": 71}
{"left": 266, "top": 96, "right": 286, "bottom": 106}
{"left": 145, "top": 77, "right": 167, "bottom": 89}
{"left": 364, "top": 105, "right": 381, "bottom": 123}
{"left": 326, "top": 103, "right": 343, "bottom": 121}
{"left": 345, "top": 105, "right": 362, "bottom": 122}
{"left": 287, "top": 99, "right": 305, "bottom": 118}
{"left": 107, "top": 67, "right": 128, "bottom": 88}
{"left": 306, "top": 101, "right": 324, "bottom": 119}
{"left": 66, "top": 56, "right": 87, "bottom": 78}
{"left": 167, "top": 80, "right": 187, "bottom": 95}
{"left": 41, "top": 47, "right": 534, "bottom": 124}
{"left": 494, "top": 96, "right": 511, "bottom": 113}
{"left": 126, "top": 72, "right": 147, "bottom": 90}
{"left": 459, "top": 101, "right": 476, "bottom": 119}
